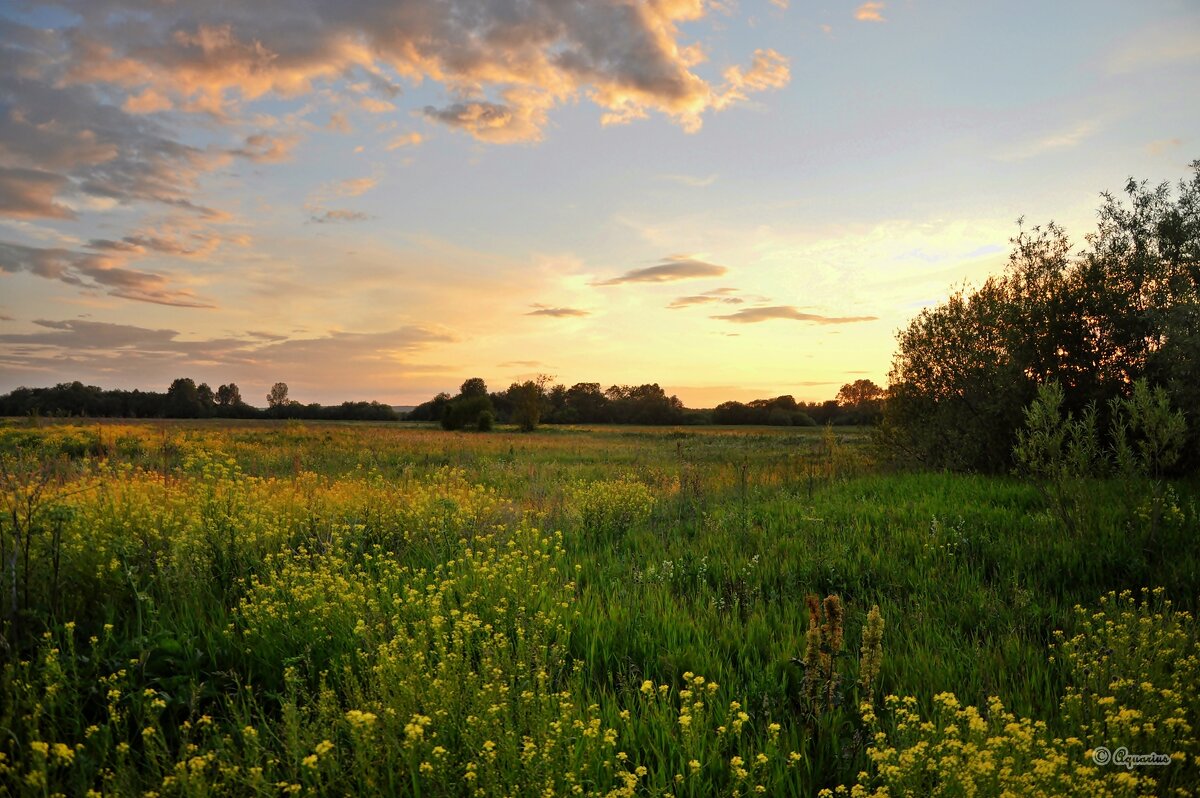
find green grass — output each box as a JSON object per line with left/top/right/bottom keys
{"left": 0, "top": 419, "right": 1196, "bottom": 796}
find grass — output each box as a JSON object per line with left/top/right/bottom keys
{"left": 0, "top": 418, "right": 1196, "bottom": 796}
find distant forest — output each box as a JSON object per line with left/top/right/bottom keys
{"left": 0, "top": 377, "right": 885, "bottom": 427}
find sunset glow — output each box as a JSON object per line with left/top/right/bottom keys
{"left": 1, "top": 0, "right": 1197, "bottom": 405}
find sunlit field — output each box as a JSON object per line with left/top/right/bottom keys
{"left": 1, "top": 419, "right": 1197, "bottom": 796}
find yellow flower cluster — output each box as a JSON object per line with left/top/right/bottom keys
{"left": 565, "top": 477, "right": 655, "bottom": 541}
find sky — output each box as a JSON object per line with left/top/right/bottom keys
{"left": 0, "top": 0, "right": 1198, "bottom": 407}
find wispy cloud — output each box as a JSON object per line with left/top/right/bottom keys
{"left": 711, "top": 305, "right": 878, "bottom": 324}
{"left": 667, "top": 287, "right": 746, "bottom": 308}
{"left": 386, "top": 132, "right": 424, "bottom": 150}
{"left": 1109, "top": 23, "right": 1200, "bottom": 74}
{"left": 996, "top": 119, "right": 1100, "bottom": 161}
{"left": 854, "top": 2, "right": 886, "bottom": 22}
{"left": 594, "top": 255, "right": 728, "bottom": 286}
{"left": 525, "top": 304, "right": 590, "bottom": 317}
{"left": 659, "top": 173, "right": 718, "bottom": 188}
{"left": 310, "top": 209, "right": 370, "bottom": 224}
{"left": 0, "top": 319, "right": 457, "bottom": 398}
{"left": 668, "top": 295, "right": 744, "bottom": 309}
{"left": 327, "top": 111, "right": 352, "bottom": 133}
{"left": 1147, "top": 137, "right": 1183, "bottom": 156}
{"left": 333, "top": 176, "right": 378, "bottom": 198}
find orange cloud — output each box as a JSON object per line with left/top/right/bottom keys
{"left": 53, "top": 0, "right": 791, "bottom": 143}
{"left": 0, "top": 168, "right": 76, "bottom": 220}
{"left": 227, "top": 133, "right": 301, "bottom": 163}
{"left": 0, "top": 241, "right": 213, "bottom": 307}
{"left": 854, "top": 2, "right": 886, "bottom": 22}
{"left": 334, "top": 176, "right": 378, "bottom": 197}
{"left": 386, "top": 132, "right": 423, "bottom": 150}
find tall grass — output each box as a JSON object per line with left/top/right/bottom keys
{"left": 0, "top": 419, "right": 1196, "bottom": 795}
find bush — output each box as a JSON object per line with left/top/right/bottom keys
{"left": 441, "top": 395, "right": 494, "bottom": 431}
{"left": 476, "top": 410, "right": 494, "bottom": 432}
{"left": 1014, "top": 379, "right": 1187, "bottom": 536}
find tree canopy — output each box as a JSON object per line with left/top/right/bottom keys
{"left": 883, "top": 163, "right": 1200, "bottom": 472}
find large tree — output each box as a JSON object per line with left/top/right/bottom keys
{"left": 166, "top": 377, "right": 201, "bottom": 418}
{"left": 266, "top": 382, "right": 290, "bottom": 408}
{"left": 884, "top": 163, "right": 1200, "bottom": 472}
{"left": 216, "top": 383, "right": 242, "bottom": 407}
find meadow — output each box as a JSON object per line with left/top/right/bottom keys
{"left": 0, "top": 419, "right": 1197, "bottom": 797}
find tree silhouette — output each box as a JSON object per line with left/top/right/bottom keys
{"left": 267, "top": 382, "right": 290, "bottom": 408}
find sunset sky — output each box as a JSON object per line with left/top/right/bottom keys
{"left": 1, "top": 0, "right": 1197, "bottom": 407}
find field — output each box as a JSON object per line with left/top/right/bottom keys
{"left": 1, "top": 419, "right": 1197, "bottom": 797}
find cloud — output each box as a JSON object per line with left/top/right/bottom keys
{"left": 327, "top": 111, "right": 352, "bottom": 133}
{"left": 659, "top": 173, "right": 718, "bottom": 188}
{"left": 854, "top": 2, "right": 886, "bottom": 22}
{"left": 667, "top": 288, "right": 746, "bottom": 309}
{"left": 0, "top": 167, "right": 76, "bottom": 220}
{"left": 717, "top": 49, "right": 791, "bottom": 108}
{"left": 0, "top": 241, "right": 212, "bottom": 307}
{"left": 38, "top": 0, "right": 789, "bottom": 144}
{"left": 423, "top": 99, "right": 547, "bottom": 144}
{"left": 1147, "top": 137, "right": 1182, "bottom": 156}
{"left": 525, "top": 304, "right": 590, "bottom": 317}
{"left": 226, "top": 133, "right": 301, "bottom": 163}
{"left": 334, "top": 176, "right": 378, "bottom": 197}
{"left": 997, "top": 120, "right": 1099, "bottom": 161}
{"left": 358, "top": 97, "right": 396, "bottom": 114}
{"left": 385, "top": 132, "right": 424, "bottom": 150}
{"left": 0, "top": 319, "right": 456, "bottom": 393}
{"left": 711, "top": 305, "right": 878, "bottom": 324}
{"left": 310, "top": 209, "right": 370, "bottom": 224}
{"left": 594, "top": 255, "right": 728, "bottom": 286}
{"left": 1108, "top": 23, "right": 1200, "bottom": 74}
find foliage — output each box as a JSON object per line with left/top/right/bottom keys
{"left": 459, "top": 377, "right": 488, "bottom": 399}
{"left": 166, "top": 378, "right": 202, "bottom": 419}
{"left": 885, "top": 164, "right": 1200, "bottom": 472}
{"left": 0, "top": 380, "right": 396, "bottom": 421}
{"left": 509, "top": 378, "right": 550, "bottom": 432}
{"left": 440, "top": 395, "right": 494, "bottom": 431}
{"left": 266, "top": 382, "right": 290, "bottom": 409}
{"left": 1015, "top": 379, "right": 1187, "bottom": 537}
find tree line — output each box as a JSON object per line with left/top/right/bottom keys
{"left": 0, "top": 375, "right": 884, "bottom": 427}
{"left": 408, "top": 377, "right": 885, "bottom": 429}
{"left": 0, "top": 379, "right": 398, "bottom": 421}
